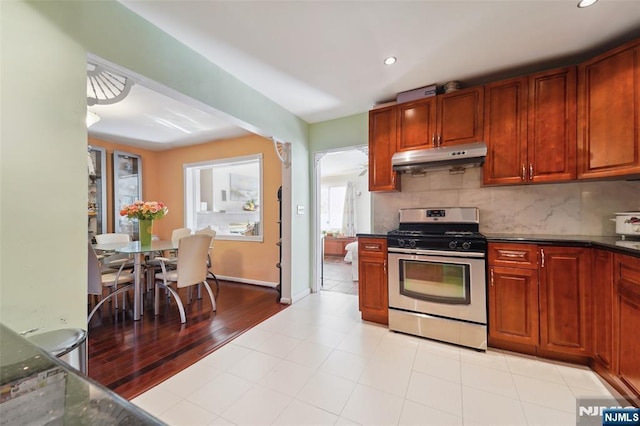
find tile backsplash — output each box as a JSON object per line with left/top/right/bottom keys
{"left": 372, "top": 167, "right": 640, "bottom": 236}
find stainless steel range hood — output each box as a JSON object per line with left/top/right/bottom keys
{"left": 392, "top": 141, "right": 487, "bottom": 174}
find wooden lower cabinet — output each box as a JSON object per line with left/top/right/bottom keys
{"left": 613, "top": 254, "right": 640, "bottom": 398}
{"left": 593, "top": 249, "right": 614, "bottom": 372}
{"left": 538, "top": 246, "right": 592, "bottom": 358}
{"left": 488, "top": 266, "right": 539, "bottom": 352}
{"left": 489, "top": 242, "right": 640, "bottom": 403}
{"left": 357, "top": 237, "right": 388, "bottom": 325}
{"left": 488, "top": 243, "right": 592, "bottom": 361}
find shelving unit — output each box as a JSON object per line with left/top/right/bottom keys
{"left": 276, "top": 186, "right": 282, "bottom": 300}
{"left": 88, "top": 147, "right": 106, "bottom": 242}
{"left": 113, "top": 150, "right": 142, "bottom": 239}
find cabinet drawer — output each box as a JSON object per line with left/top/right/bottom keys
{"left": 615, "top": 253, "right": 640, "bottom": 296}
{"left": 358, "top": 237, "right": 387, "bottom": 257}
{"left": 488, "top": 243, "right": 538, "bottom": 269}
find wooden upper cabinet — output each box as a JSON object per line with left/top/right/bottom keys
{"left": 484, "top": 67, "right": 577, "bottom": 186}
{"left": 528, "top": 66, "right": 577, "bottom": 183}
{"left": 578, "top": 39, "right": 640, "bottom": 179}
{"left": 483, "top": 76, "right": 529, "bottom": 185}
{"left": 396, "top": 86, "right": 484, "bottom": 152}
{"left": 437, "top": 86, "right": 484, "bottom": 147}
{"left": 369, "top": 105, "right": 400, "bottom": 192}
{"left": 397, "top": 97, "right": 437, "bottom": 151}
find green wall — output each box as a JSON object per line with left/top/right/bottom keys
{"left": 0, "top": 0, "right": 323, "bottom": 331}
{"left": 1, "top": 1, "right": 88, "bottom": 332}
{"left": 309, "top": 113, "right": 368, "bottom": 153}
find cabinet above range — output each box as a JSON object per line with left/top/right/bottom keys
{"left": 368, "top": 36, "right": 640, "bottom": 192}
{"left": 396, "top": 86, "right": 484, "bottom": 152}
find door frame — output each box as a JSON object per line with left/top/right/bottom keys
{"left": 311, "top": 145, "right": 369, "bottom": 293}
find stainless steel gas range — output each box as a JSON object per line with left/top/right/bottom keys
{"left": 387, "top": 207, "right": 487, "bottom": 350}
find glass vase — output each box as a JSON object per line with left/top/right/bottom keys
{"left": 139, "top": 219, "right": 153, "bottom": 246}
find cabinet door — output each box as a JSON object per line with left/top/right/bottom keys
{"left": 488, "top": 266, "right": 539, "bottom": 350}
{"left": 614, "top": 254, "right": 640, "bottom": 397}
{"left": 369, "top": 106, "right": 400, "bottom": 192}
{"left": 593, "top": 250, "right": 614, "bottom": 372}
{"left": 358, "top": 237, "right": 388, "bottom": 325}
{"left": 578, "top": 40, "right": 640, "bottom": 179}
{"left": 528, "top": 66, "right": 577, "bottom": 183}
{"left": 539, "top": 247, "right": 592, "bottom": 357}
{"left": 437, "top": 86, "right": 484, "bottom": 147}
{"left": 396, "top": 97, "right": 437, "bottom": 152}
{"left": 483, "top": 76, "right": 529, "bottom": 185}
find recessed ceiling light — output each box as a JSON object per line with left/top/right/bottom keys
{"left": 384, "top": 56, "right": 397, "bottom": 65}
{"left": 577, "top": 0, "right": 598, "bottom": 8}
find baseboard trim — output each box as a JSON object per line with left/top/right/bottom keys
{"left": 216, "top": 275, "right": 278, "bottom": 288}
{"left": 291, "top": 288, "right": 311, "bottom": 304}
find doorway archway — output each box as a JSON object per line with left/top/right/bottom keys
{"left": 312, "top": 146, "right": 370, "bottom": 294}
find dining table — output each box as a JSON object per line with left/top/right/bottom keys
{"left": 93, "top": 240, "right": 178, "bottom": 321}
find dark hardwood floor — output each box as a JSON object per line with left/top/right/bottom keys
{"left": 87, "top": 280, "right": 288, "bottom": 400}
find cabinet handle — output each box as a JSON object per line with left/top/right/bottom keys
{"left": 521, "top": 165, "right": 526, "bottom": 181}
{"left": 490, "top": 268, "right": 494, "bottom": 287}
{"left": 500, "top": 251, "right": 525, "bottom": 259}
{"left": 364, "top": 245, "right": 380, "bottom": 250}
{"left": 540, "top": 248, "right": 545, "bottom": 268}
{"left": 438, "top": 134, "right": 442, "bottom": 147}
{"left": 529, "top": 164, "right": 533, "bottom": 181}
{"left": 432, "top": 134, "right": 436, "bottom": 146}
{"left": 384, "top": 260, "right": 387, "bottom": 275}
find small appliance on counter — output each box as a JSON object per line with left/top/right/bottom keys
{"left": 611, "top": 212, "right": 640, "bottom": 239}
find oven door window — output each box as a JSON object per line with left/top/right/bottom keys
{"left": 399, "top": 259, "right": 471, "bottom": 305}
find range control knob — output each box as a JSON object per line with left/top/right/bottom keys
{"left": 398, "top": 239, "right": 405, "bottom": 247}
{"left": 448, "top": 240, "right": 458, "bottom": 249}
{"left": 409, "top": 239, "right": 417, "bottom": 248}
{"left": 462, "top": 241, "right": 472, "bottom": 250}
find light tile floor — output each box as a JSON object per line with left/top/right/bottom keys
{"left": 321, "top": 258, "right": 358, "bottom": 295}
{"left": 132, "top": 291, "right": 622, "bottom": 425}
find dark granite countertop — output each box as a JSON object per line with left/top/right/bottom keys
{"left": 356, "top": 233, "right": 388, "bottom": 239}
{"left": 484, "top": 234, "right": 640, "bottom": 257}
{"left": 357, "top": 233, "right": 640, "bottom": 257}
{"left": 0, "top": 324, "right": 164, "bottom": 425}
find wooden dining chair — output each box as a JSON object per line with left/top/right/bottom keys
{"left": 154, "top": 234, "right": 215, "bottom": 324}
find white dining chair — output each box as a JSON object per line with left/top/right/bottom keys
{"left": 87, "top": 242, "right": 135, "bottom": 323}
{"left": 154, "top": 234, "right": 214, "bottom": 324}
{"left": 195, "top": 227, "right": 219, "bottom": 295}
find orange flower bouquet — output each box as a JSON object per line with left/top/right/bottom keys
{"left": 119, "top": 200, "right": 169, "bottom": 221}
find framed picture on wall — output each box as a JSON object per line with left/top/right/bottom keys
{"left": 229, "top": 173, "right": 259, "bottom": 201}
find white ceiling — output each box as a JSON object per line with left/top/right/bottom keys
{"left": 91, "top": 0, "right": 640, "bottom": 151}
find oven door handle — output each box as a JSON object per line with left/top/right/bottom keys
{"left": 388, "top": 247, "right": 485, "bottom": 258}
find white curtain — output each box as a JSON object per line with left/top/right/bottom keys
{"left": 341, "top": 182, "right": 357, "bottom": 237}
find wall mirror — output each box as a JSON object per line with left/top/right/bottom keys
{"left": 184, "top": 154, "right": 263, "bottom": 241}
